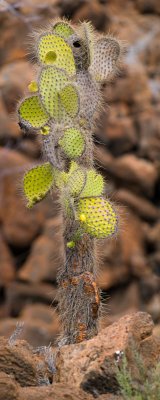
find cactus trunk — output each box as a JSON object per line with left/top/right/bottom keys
{"left": 58, "top": 232, "right": 99, "bottom": 344}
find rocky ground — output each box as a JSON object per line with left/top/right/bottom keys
{"left": 0, "top": 0, "right": 160, "bottom": 398}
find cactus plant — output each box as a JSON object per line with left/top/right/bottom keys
{"left": 18, "top": 19, "right": 121, "bottom": 345}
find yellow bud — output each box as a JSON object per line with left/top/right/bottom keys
{"left": 79, "top": 214, "right": 86, "bottom": 222}
{"left": 28, "top": 81, "right": 38, "bottom": 93}
{"left": 67, "top": 241, "right": 75, "bottom": 248}
{"left": 39, "top": 125, "right": 50, "bottom": 135}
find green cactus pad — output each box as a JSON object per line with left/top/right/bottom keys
{"left": 77, "top": 197, "right": 118, "bottom": 239}
{"left": 67, "top": 164, "right": 104, "bottom": 198}
{"left": 59, "top": 85, "right": 79, "bottom": 118}
{"left": 67, "top": 166, "right": 86, "bottom": 197}
{"left": 90, "top": 37, "right": 120, "bottom": 82}
{"left": 23, "top": 163, "right": 54, "bottom": 208}
{"left": 39, "top": 67, "right": 68, "bottom": 119}
{"left": 59, "top": 128, "right": 84, "bottom": 158}
{"left": 53, "top": 21, "right": 74, "bottom": 39}
{"left": 38, "top": 33, "right": 76, "bottom": 75}
{"left": 18, "top": 96, "right": 49, "bottom": 129}
{"left": 80, "top": 170, "right": 104, "bottom": 198}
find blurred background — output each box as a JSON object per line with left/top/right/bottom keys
{"left": 0, "top": 0, "right": 160, "bottom": 348}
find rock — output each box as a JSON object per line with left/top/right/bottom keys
{"left": 18, "top": 384, "right": 94, "bottom": 400}
{"left": 0, "top": 61, "right": 35, "bottom": 113}
{"left": 98, "top": 111, "right": 137, "bottom": 155}
{"left": 135, "top": 0, "right": 160, "bottom": 14}
{"left": 18, "top": 217, "right": 64, "bottom": 283}
{"left": 0, "top": 372, "right": 19, "bottom": 400}
{"left": 98, "top": 151, "right": 158, "bottom": 197}
{"left": 146, "top": 222, "right": 160, "bottom": 250}
{"left": 0, "top": 148, "right": 45, "bottom": 247}
{"left": 136, "top": 108, "right": 160, "bottom": 161}
{"left": 97, "top": 211, "right": 147, "bottom": 289}
{"left": 0, "top": 304, "right": 59, "bottom": 348}
{"left": 0, "top": 233, "right": 15, "bottom": 284}
{"left": 147, "top": 294, "right": 160, "bottom": 323}
{"left": 55, "top": 312, "right": 160, "bottom": 396}
{"left": 101, "top": 282, "right": 140, "bottom": 328}
{"left": 105, "top": 68, "right": 152, "bottom": 111}
{"left": 73, "top": 0, "right": 109, "bottom": 31}
{"left": 0, "top": 337, "right": 42, "bottom": 386}
{"left": 116, "top": 189, "right": 159, "bottom": 221}
{"left": 6, "top": 282, "right": 57, "bottom": 316}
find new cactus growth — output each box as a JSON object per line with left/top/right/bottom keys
{"left": 18, "top": 19, "right": 121, "bottom": 345}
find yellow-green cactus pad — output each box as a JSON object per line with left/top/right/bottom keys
{"left": 77, "top": 197, "right": 118, "bottom": 239}
{"left": 90, "top": 37, "right": 120, "bottom": 82}
{"left": 18, "top": 96, "right": 49, "bottom": 129}
{"left": 59, "top": 128, "right": 84, "bottom": 158}
{"left": 59, "top": 85, "right": 79, "bottom": 118}
{"left": 67, "top": 166, "right": 86, "bottom": 197}
{"left": 38, "top": 33, "right": 76, "bottom": 75}
{"left": 23, "top": 163, "right": 54, "bottom": 208}
{"left": 80, "top": 170, "right": 104, "bottom": 198}
{"left": 53, "top": 21, "right": 74, "bottom": 39}
{"left": 39, "top": 67, "right": 68, "bottom": 119}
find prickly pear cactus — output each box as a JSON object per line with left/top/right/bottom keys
{"left": 18, "top": 19, "right": 121, "bottom": 345}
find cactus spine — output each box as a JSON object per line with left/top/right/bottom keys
{"left": 18, "top": 19, "right": 121, "bottom": 344}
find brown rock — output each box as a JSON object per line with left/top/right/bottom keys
{"left": 100, "top": 112, "right": 137, "bottom": 155}
{"left": 6, "top": 282, "right": 57, "bottom": 316}
{"left": 0, "top": 372, "right": 19, "bottom": 400}
{"left": 97, "top": 150, "right": 158, "bottom": 197}
{"left": 0, "top": 233, "right": 15, "bottom": 284}
{"left": 136, "top": 108, "right": 160, "bottom": 161}
{"left": 0, "top": 337, "right": 41, "bottom": 386}
{"left": 135, "top": 0, "right": 160, "bottom": 14}
{"left": 0, "top": 148, "right": 45, "bottom": 247}
{"left": 18, "top": 384, "right": 94, "bottom": 400}
{"left": 18, "top": 217, "right": 64, "bottom": 283}
{"left": 105, "top": 68, "right": 151, "bottom": 111}
{"left": 55, "top": 312, "right": 160, "bottom": 396}
{"left": 0, "top": 304, "right": 59, "bottom": 347}
{"left": 0, "top": 61, "right": 35, "bottom": 113}
{"left": 73, "top": 0, "right": 109, "bottom": 31}
{"left": 97, "top": 211, "right": 147, "bottom": 289}
{"left": 146, "top": 222, "right": 160, "bottom": 250}
{"left": 116, "top": 189, "right": 159, "bottom": 221}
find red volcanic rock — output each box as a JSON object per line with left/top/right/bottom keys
{"left": 55, "top": 312, "right": 160, "bottom": 396}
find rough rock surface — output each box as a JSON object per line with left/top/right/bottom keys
{"left": 55, "top": 312, "right": 160, "bottom": 396}
{"left": 0, "top": 312, "right": 159, "bottom": 399}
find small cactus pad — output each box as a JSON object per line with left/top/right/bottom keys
{"left": 90, "top": 37, "right": 120, "bottom": 82}
{"left": 80, "top": 170, "right": 104, "bottom": 198}
{"left": 52, "top": 21, "right": 74, "bottom": 39}
{"left": 23, "top": 163, "right": 54, "bottom": 208}
{"left": 18, "top": 96, "right": 49, "bottom": 129}
{"left": 77, "top": 197, "right": 118, "bottom": 239}
{"left": 67, "top": 166, "right": 86, "bottom": 197}
{"left": 38, "top": 33, "right": 76, "bottom": 75}
{"left": 39, "top": 67, "right": 68, "bottom": 119}
{"left": 59, "top": 128, "right": 84, "bottom": 158}
{"left": 59, "top": 85, "right": 80, "bottom": 118}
